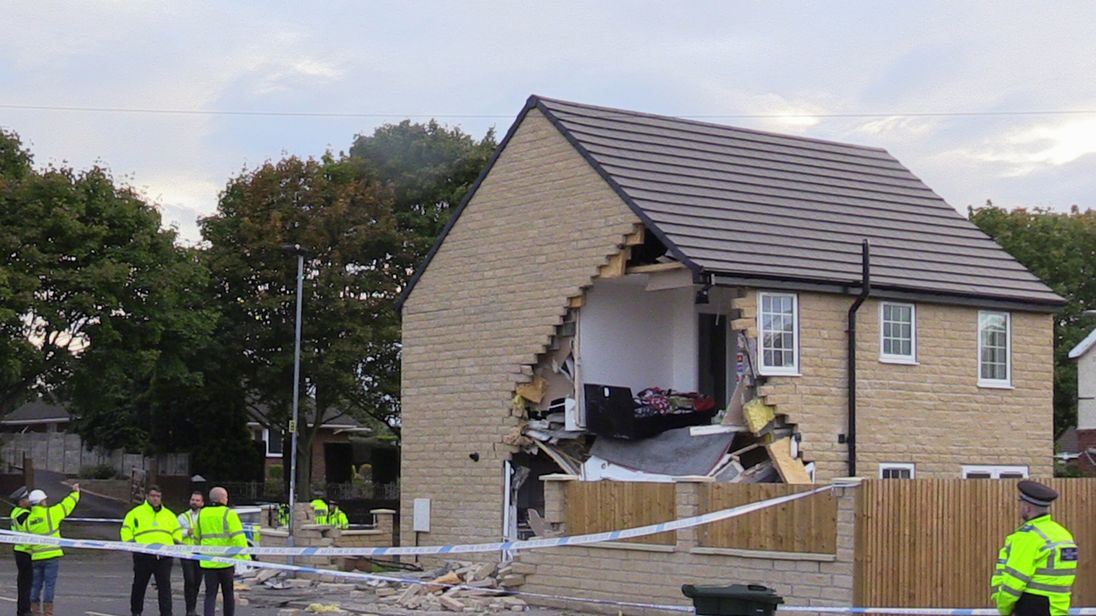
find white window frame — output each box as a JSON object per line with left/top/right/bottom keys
{"left": 262, "top": 428, "right": 284, "bottom": 458}
{"left": 961, "top": 464, "right": 1028, "bottom": 479}
{"left": 879, "top": 302, "right": 917, "bottom": 364}
{"left": 977, "top": 311, "right": 1012, "bottom": 388}
{"left": 757, "top": 292, "right": 799, "bottom": 376}
{"left": 879, "top": 463, "right": 916, "bottom": 479}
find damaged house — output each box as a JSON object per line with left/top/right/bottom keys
{"left": 398, "top": 96, "right": 1062, "bottom": 546}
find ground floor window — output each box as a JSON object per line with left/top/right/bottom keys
{"left": 961, "top": 464, "right": 1028, "bottom": 478}
{"left": 879, "top": 463, "right": 915, "bottom": 479}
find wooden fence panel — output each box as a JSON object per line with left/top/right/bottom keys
{"left": 856, "top": 479, "right": 1096, "bottom": 609}
{"left": 699, "top": 483, "right": 837, "bottom": 554}
{"left": 564, "top": 481, "right": 676, "bottom": 546}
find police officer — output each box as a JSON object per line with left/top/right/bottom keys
{"left": 195, "top": 486, "right": 250, "bottom": 616}
{"left": 121, "top": 484, "right": 182, "bottom": 616}
{"left": 310, "top": 496, "right": 328, "bottom": 526}
{"left": 328, "top": 500, "right": 348, "bottom": 530}
{"left": 991, "top": 481, "right": 1078, "bottom": 616}
{"left": 9, "top": 486, "right": 33, "bottom": 616}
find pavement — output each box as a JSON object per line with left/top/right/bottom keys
{"left": 1, "top": 549, "right": 272, "bottom": 616}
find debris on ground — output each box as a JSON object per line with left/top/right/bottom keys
{"left": 235, "top": 560, "right": 531, "bottom": 614}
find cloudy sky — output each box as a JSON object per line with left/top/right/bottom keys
{"left": 3, "top": 1, "right": 1094, "bottom": 243}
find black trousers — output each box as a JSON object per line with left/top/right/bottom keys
{"left": 15, "top": 550, "right": 32, "bottom": 615}
{"left": 181, "top": 558, "right": 203, "bottom": 614}
{"left": 203, "top": 566, "right": 235, "bottom": 616}
{"left": 131, "top": 553, "right": 173, "bottom": 615}
{"left": 1013, "top": 593, "right": 1052, "bottom": 616}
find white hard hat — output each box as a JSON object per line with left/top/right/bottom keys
{"left": 28, "top": 489, "right": 47, "bottom": 504}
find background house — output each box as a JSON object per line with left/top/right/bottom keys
{"left": 398, "top": 96, "right": 1062, "bottom": 547}
{"left": 0, "top": 399, "right": 71, "bottom": 433}
{"left": 246, "top": 406, "right": 371, "bottom": 485}
{"left": 1063, "top": 327, "right": 1096, "bottom": 470}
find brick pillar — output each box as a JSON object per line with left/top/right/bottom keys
{"left": 830, "top": 477, "right": 862, "bottom": 605}
{"left": 673, "top": 476, "right": 714, "bottom": 552}
{"left": 371, "top": 508, "right": 397, "bottom": 545}
{"left": 541, "top": 474, "right": 577, "bottom": 531}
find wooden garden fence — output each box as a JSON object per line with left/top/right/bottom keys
{"left": 856, "top": 479, "right": 1096, "bottom": 609}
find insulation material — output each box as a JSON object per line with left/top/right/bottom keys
{"left": 516, "top": 376, "right": 548, "bottom": 403}
{"left": 743, "top": 398, "right": 776, "bottom": 434}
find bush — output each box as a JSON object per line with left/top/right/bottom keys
{"left": 79, "top": 463, "right": 118, "bottom": 480}
{"left": 267, "top": 464, "right": 283, "bottom": 480}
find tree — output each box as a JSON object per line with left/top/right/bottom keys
{"left": 0, "top": 140, "right": 191, "bottom": 420}
{"left": 347, "top": 120, "right": 497, "bottom": 431}
{"left": 349, "top": 120, "right": 497, "bottom": 262}
{"left": 0, "top": 129, "right": 261, "bottom": 479}
{"left": 201, "top": 153, "right": 401, "bottom": 497}
{"left": 0, "top": 129, "right": 37, "bottom": 412}
{"left": 969, "top": 202, "right": 1096, "bottom": 435}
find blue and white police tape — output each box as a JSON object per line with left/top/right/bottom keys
{"left": 0, "top": 483, "right": 836, "bottom": 557}
{"left": 0, "top": 528, "right": 699, "bottom": 612}
{"left": 2, "top": 527, "right": 1094, "bottom": 615}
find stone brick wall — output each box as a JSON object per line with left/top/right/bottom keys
{"left": 400, "top": 109, "right": 642, "bottom": 547}
{"left": 261, "top": 505, "right": 396, "bottom": 568}
{"left": 519, "top": 477, "right": 856, "bottom": 616}
{"left": 734, "top": 290, "right": 1054, "bottom": 480}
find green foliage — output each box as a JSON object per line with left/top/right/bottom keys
{"left": 0, "top": 129, "right": 261, "bottom": 480}
{"left": 969, "top": 203, "right": 1096, "bottom": 435}
{"left": 201, "top": 152, "right": 403, "bottom": 493}
{"left": 347, "top": 121, "right": 496, "bottom": 433}
{"left": 349, "top": 119, "right": 497, "bottom": 263}
{"left": 79, "top": 463, "right": 118, "bottom": 480}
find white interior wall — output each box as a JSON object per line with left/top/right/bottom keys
{"left": 578, "top": 277, "right": 698, "bottom": 393}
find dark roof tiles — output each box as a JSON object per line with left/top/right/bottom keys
{"left": 534, "top": 96, "right": 1062, "bottom": 306}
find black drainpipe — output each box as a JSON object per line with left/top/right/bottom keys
{"left": 847, "top": 240, "right": 870, "bottom": 477}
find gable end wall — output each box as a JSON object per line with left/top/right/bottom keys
{"left": 400, "top": 109, "right": 641, "bottom": 546}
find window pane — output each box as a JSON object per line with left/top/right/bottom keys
{"left": 760, "top": 294, "right": 796, "bottom": 371}
{"left": 881, "top": 303, "right": 914, "bottom": 358}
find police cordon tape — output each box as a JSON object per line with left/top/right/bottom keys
{"left": 8, "top": 482, "right": 1093, "bottom": 616}
{"left": 1, "top": 531, "right": 1094, "bottom": 616}
{"left": 0, "top": 527, "right": 692, "bottom": 613}
{"left": 1, "top": 483, "right": 839, "bottom": 557}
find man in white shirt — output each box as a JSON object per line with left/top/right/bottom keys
{"left": 176, "top": 491, "right": 204, "bottom": 616}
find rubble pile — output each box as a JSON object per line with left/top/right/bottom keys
{"left": 233, "top": 561, "right": 531, "bottom": 614}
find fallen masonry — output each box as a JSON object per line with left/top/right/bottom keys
{"left": 234, "top": 560, "right": 558, "bottom": 615}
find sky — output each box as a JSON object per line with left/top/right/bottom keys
{"left": 2, "top": 1, "right": 1095, "bottom": 244}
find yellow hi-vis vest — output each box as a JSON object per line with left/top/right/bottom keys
{"left": 992, "top": 514, "right": 1078, "bottom": 616}
{"left": 24, "top": 491, "right": 80, "bottom": 561}
{"left": 178, "top": 509, "right": 201, "bottom": 546}
{"left": 310, "top": 499, "right": 328, "bottom": 525}
{"left": 121, "top": 501, "right": 182, "bottom": 545}
{"left": 330, "top": 508, "right": 348, "bottom": 529}
{"left": 9, "top": 506, "right": 30, "bottom": 553}
{"left": 195, "top": 504, "right": 250, "bottom": 569}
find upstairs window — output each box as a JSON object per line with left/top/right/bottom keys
{"left": 879, "top": 302, "right": 916, "bottom": 363}
{"left": 758, "top": 292, "right": 798, "bottom": 376}
{"left": 978, "top": 311, "right": 1011, "bottom": 387}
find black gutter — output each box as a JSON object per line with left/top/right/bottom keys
{"left": 847, "top": 240, "right": 870, "bottom": 477}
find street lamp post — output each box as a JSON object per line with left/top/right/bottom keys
{"left": 282, "top": 244, "right": 306, "bottom": 564}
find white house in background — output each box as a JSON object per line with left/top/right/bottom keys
{"left": 1067, "top": 327, "right": 1096, "bottom": 465}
